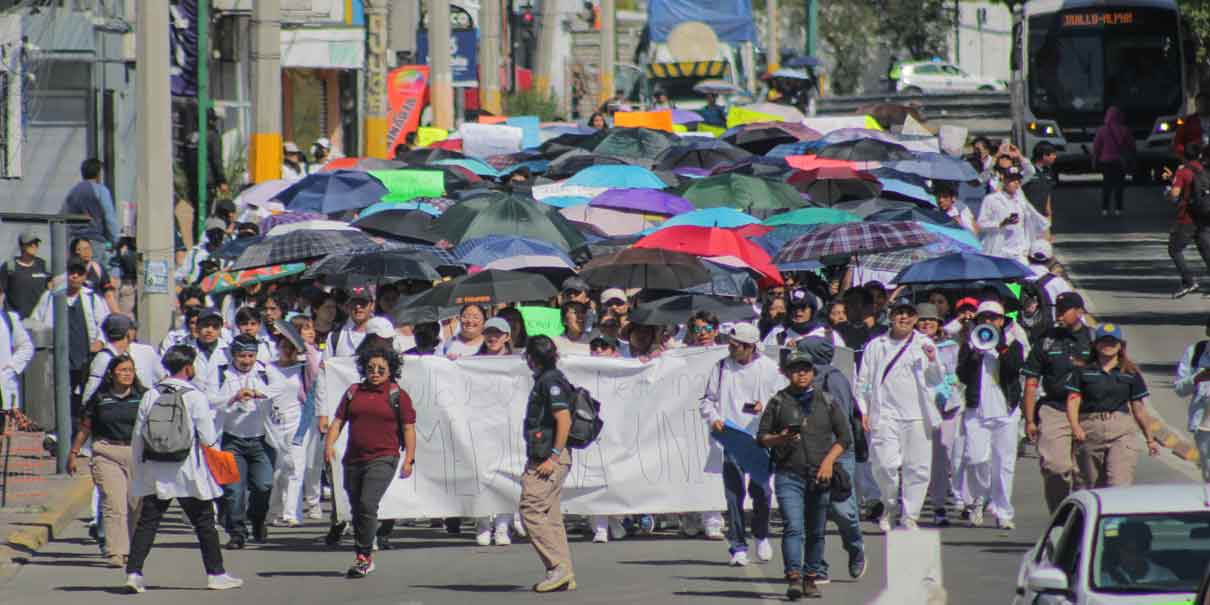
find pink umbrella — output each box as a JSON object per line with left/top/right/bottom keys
{"left": 233, "top": 179, "right": 297, "bottom": 212}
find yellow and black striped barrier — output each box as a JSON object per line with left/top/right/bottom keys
{"left": 646, "top": 61, "right": 728, "bottom": 79}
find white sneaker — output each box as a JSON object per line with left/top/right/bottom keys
{"left": 997, "top": 518, "right": 1015, "bottom": 530}
{"left": 704, "top": 526, "right": 725, "bottom": 541}
{"left": 969, "top": 506, "right": 985, "bottom": 528}
{"left": 901, "top": 517, "right": 919, "bottom": 530}
{"left": 512, "top": 515, "right": 527, "bottom": 537}
{"left": 729, "top": 550, "right": 749, "bottom": 566}
{"left": 608, "top": 517, "right": 626, "bottom": 541}
{"left": 494, "top": 528, "right": 512, "bottom": 546}
{"left": 305, "top": 507, "right": 325, "bottom": 520}
{"left": 124, "top": 573, "right": 146, "bottom": 594}
{"left": 476, "top": 527, "right": 492, "bottom": 546}
{"left": 206, "top": 573, "right": 244, "bottom": 590}
{"left": 592, "top": 528, "right": 609, "bottom": 543}
{"left": 755, "top": 538, "right": 774, "bottom": 562}
{"left": 877, "top": 516, "right": 891, "bottom": 533}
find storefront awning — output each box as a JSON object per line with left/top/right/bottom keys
{"left": 281, "top": 27, "right": 364, "bottom": 70}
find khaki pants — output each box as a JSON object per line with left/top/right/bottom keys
{"left": 519, "top": 449, "right": 572, "bottom": 572}
{"left": 1037, "top": 405, "right": 1081, "bottom": 512}
{"left": 1076, "top": 411, "right": 1141, "bottom": 489}
{"left": 90, "top": 440, "right": 140, "bottom": 557}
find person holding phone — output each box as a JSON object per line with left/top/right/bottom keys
{"left": 700, "top": 323, "right": 786, "bottom": 566}
{"left": 1177, "top": 315, "right": 1210, "bottom": 481}
{"left": 976, "top": 165, "right": 1049, "bottom": 265}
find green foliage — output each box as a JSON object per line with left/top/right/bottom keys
{"left": 872, "top": 0, "right": 952, "bottom": 60}
{"left": 504, "top": 89, "right": 561, "bottom": 121}
{"left": 1180, "top": 0, "right": 1210, "bottom": 81}
{"left": 819, "top": 1, "right": 879, "bottom": 95}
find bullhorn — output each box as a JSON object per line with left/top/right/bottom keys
{"left": 970, "top": 324, "right": 1001, "bottom": 351}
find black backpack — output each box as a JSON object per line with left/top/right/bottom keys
{"left": 1191, "top": 168, "right": 1210, "bottom": 225}
{"left": 566, "top": 386, "right": 604, "bottom": 449}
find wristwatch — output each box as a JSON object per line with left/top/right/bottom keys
{"left": 549, "top": 447, "right": 562, "bottom": 458}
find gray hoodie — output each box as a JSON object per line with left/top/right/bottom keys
{"left": 797, "top": 336, "right": 856, "bottom": 418}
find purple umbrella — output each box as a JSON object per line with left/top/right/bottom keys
{"left": 588, "top": 189, "right": 695, "bottom": 216}
{"left": 670, "top": 109, "right": 704, "bottom": 125}
{"left": 233, "top": 179, "right": 296, "bottom": 211}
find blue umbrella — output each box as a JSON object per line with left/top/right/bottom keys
{"left": 360, "top": 200, "right": 444, "bottom": 218}
{"left": 885, "top": 153, "right": 979, "bottom": 182}
{"left": 540, "top": 195, "right": 592, "bottom": 209}
{"left": 893, "top": 252, "right": 1030, "bottom": 285}
{"left": 765, "top": 140, "right": 827, "bottom": 159}
{"left": 646, "top": 208, "right": 759, "bottom": 233}
{"left": 922, "top": 223, "right": 981, "bottom": 251}
{"left": 566, "top": 164, "right": 666, "bottom": 189}
{"left": 276, "top": 170, "right": 390, "bottom": 214}
{"left": 878, "top": 178, "right": 937, "bottom": 206}
{"left": 453, "top": 235, "right": 575, "bottom": 268}
{"left": 432, "top": 158, "right": 503, "bottom": 178}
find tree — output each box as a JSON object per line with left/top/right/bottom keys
{"left": 818, "top": 1, "right": 879, "bottom": 95}
{"left": 872, "top": 0, "right": 952, "bottom": 60}
{"left": 1179, "top": 0, "right": 1210, "bottom": 84}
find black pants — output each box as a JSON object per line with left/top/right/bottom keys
{"left": 1101, "top": 163, "right": 1126, "bottom": 211}
{"left": 1170, "top": 223, "right": 1210, "bottom": 287}
{"left": 127, "top": 495, "right": 224, "bottom": 576}
{"left": 344, "top": 456, "right": 397, "bottom": 557}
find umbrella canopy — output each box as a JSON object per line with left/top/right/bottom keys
{"left": 559, "top": 205, "right": 664, "bottom": 237}
{"left": 579, "top": 127, "right": 679, "bottom": 159}
{"left": 749, "top": 224, "right": 824, "bottom": 256}
{"left": 816, "top": 138, "right": 916, "bottom": 162}
{"left": 784, "top": 55, "right": 823, "bottom": 68}
{"left": 399, "top": 148, "right": 467, "bottom": 164}
{"left": 432, "top": 193, "right": 587, "bottom": 251}
{"left": 683, "top": 259, "right": 760, "bottom": 298}
{"left": 368, "top": 169, "right": 448, "bottom": 203}
{"left": 231, "top": 228, "right": 379, "bottom": 270}
{"left": 833, "top": 197, "right": 928, "bottom": 218}
{"left": 893, "top": 252, "right": 1032, "bottom": 285}
{"left": 302, "top": 248, "right": 445, "bottom": 285}
{"left": 648, "top": 208, "right": 759, "bottom": 232}
{"left": 454, "top": 235, "right": 575, "bottom": 269}
{"left": 631, "top": 294, "right": 758, "bottom": 325}
{"left": 351, "top": 208, "right": 439, "bottom": 243}
{"left": 743, "top": 102, "right": 807, "bottom": 123}
{"left": 233, "top": 179, "right": 296, "bottom": 212}
{"left": 359, "top": 198, "right": 452, "bottom": 218}
{"left": 671, "top": 173, "right": 804, "bottom": 211}
{"left": 884, "top": 152, "right": 980, "bottom": 182}
{"left": 634, "top": 226, "right": 782, "bottom": 284}
{"left": 774, "top": 221, "right": 939, "bottom": 263}
{"left": 566, "top": 164, "right": 666, "bottom": 189}
{"left": 320, "top": 157, "right": 408, "bottom": 172}
{"left": 878, "top": 177, "right": 937, "bottom": 206}
{"left": 212, "top": 235, "right": 264, "bottom": 261}
{"left": 275, "top": 170, "right": 390, "bottom": 214}
{"left": 788, "top": 166, "right": 883, "bottom": 205}
{"left": 540, "top": 195, "right": 592, "bottom": 209}
{"left": 544, "top": 149, "right": 637, "bottom": 180}
{"left": 258, "top": 211, "right": 326, "bottom": 235}
{"left": 393, "top": 269, "right": 557, "bottom": 313}
{"left": 692, "top": 79, "right": 742, "bottom": 95}
{"left": 771, "top": 68, "right": 810, "bottom": 80}
{"left": 922, "top": 223, "right": 981, "bottom": 250}
{"left": 200, "top": 263, "right": 307, "bottom": 294}
{"left": 722, "top": 122, "right": 821, "bottom": 155}
{"left": 762, "top": 207, "right": 861, "bottom": 227}
{"left": 588, "top": 188, "right": 694, "bottom": 215}
{"left": 670, "top": 109, "right": 705, "bottom": 125}
{"left": 866, "top": 206, "right": 957, "bottom": 227}
{"left": 579, "top": 248, "right": 712, "bottom": 290}
{"left": 431, "top": 157, "right": 502, "bottom": 178}
{"left": 655, "top": 139, "right": 752, "bottom": 171}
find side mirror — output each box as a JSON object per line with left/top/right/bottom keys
{"left": 1027, "top": 565, "right": 1071, "bottom": 594}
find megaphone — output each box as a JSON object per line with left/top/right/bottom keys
{"left": 970, "top": 324, "right": 1001, "bottom": 351}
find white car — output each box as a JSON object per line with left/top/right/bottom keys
{"left": 1013, "top": 484, "right": 1210, "bottom": 605}
{"left": 896, "top": 61, "right": 1005, "bottom": 95}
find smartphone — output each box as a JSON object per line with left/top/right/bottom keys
{"left": 742, "top": 402, "right": 759, "bottom": 414}
{"left": 786, "top": 424, "right": 802, "bottom": 435}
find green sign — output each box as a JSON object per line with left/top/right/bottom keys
{"left": 518, "top": 306, "right": 564, "bottom": 338}
{"left": 369, "top": 169, "right": 446, "bottom": 203}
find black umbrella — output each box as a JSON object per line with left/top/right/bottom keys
{"left": 816, "top": 139, "right": 916, "bottom": 162}
{"left": 683, "top": 260, "right": 760, "bottom": 298}
{"left": 537, "top": 132, "right": 599, "bottom": 160}
{"left": 579, "top": 248, "right": 712, "bottom": 290}
{"left": 391, "top": 269, "right": 557, "bottom": 317}
{"left": 833, "top": 197, "right": 928, "bottom": 218}
{"left": 433, "top": 192, "right": 587, "bottom": 252}
{"left": 212, "top": 235, "right": 264, "bottom": 261}
{"left": 579, "top": 127, "right": 680, "bottom": 160}
{"left": 400, "top": 148, "right": 467, "bottom": 164}
{"left": 655, "top": 140, "right": 752, "bottom": 171}
{"left": 865, "top": 206, "right": 958, "bottom": 227}
{"left": 230, "top": 228, "right": 378, "bottom": 270}
{"left": 302, "top": 248, "right": 446, "bottom": 286}
{"left": 545, "top": 149, "right": 636, "bottom": 180}
{"left": 631, "top": 294, "right": 758, "bottom": 325}
{"left": 351, "top": 208, "right": 439, "bottom": 243}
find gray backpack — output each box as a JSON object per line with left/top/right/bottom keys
{"left": 142, "top": 384, "right": 195, "bottom": 462}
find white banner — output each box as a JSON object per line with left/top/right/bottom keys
{"left": 458, "top": 122, "right": 523, "bottom": 159}
{"left": 324, "top": 347, "right": 740, "bottom": 519}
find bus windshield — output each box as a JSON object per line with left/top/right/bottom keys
{"left": 1028, "top": 6, "right": 1182, "bottom": 127}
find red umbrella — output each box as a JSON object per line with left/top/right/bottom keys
{"left": 634, "top": 225, "right": 783, "bottom": 284}
{"left": 733, "top": 223, "right": 773, "bottom": 238}
{"left": 784, "top": 154, "right": 858, "bottom": 172}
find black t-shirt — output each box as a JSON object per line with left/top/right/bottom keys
{"left": 83, "top": 387, "right": 145, "bottom": 442}
{"left": 0, "top": 257, "right": 50, "bottom": 319}
{"left": 1023, "top": 325, "right": 1094, "bottom": 409}
{"left": 67, "top": 297, "right": 89, "bottom": 371}
{"left": 524, "top": 368, "right": 572, "bottom": 460}
{"left": 84, "top": 261, "right": 114, "bottom": 293}
{"left": 1066, "top": 365, "right": 1148, "bottom": 414}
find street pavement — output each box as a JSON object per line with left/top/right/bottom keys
{"left": 1, "top": 181, "right": 1203, "bottom": 605}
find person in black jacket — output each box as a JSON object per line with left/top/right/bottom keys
{"left": 955, "top": 301, "right": 1026, "bottom": 530}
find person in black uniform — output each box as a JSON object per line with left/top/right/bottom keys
{"left": 519, "top": 336, "right": 576, "bottom": 593}
{"left": 1022, "top": 292, "right": 1093, "bottom": 512}
{"left": 1065, "top": 323, "right": 1159, "bottom": 489}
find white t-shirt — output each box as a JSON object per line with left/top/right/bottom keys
{"left": 442, "top": 336, "right": 482, "bottom": 358}
{"left": 700, "top": 355, "right": 785, "bottom": 434}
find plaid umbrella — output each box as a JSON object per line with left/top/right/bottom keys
{"left": 231, "top": 228, "right": 379, "bottom": 270}
{"left": 775, "top": 221, "right": 938, "bottom": 263}
{"left": 259, "top": 211, "right": 326, "bottom": 234}
{"left": 860, "top": 247, "right": 942, "bottom": 274}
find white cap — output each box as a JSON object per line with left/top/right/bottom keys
{"left": 600, "top": 288, "right": 627, "bottom": 304}
{"left": 314, "top": 137, "right": 331, "bottom": 150}
{"left": 483, "top": 317, "right": 511, "bottom": 334}
{"left": 728, "top": 323, "right": 760, "bottom": 345}
{"left": 283, "top": 141, "right": 301, "bottom": 153}
{"left": 976, "top": 301, "right": 1005, "bottom": 316}
{"left": 1029, "top": 239, "right": 1053, "bottom": 262}
{"left": 365, "top": 316, "right": 396, "bottom": 339}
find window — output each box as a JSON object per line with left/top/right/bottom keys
{"left": 941, "top": 65, "right": 963, "bottom": 76}
{"left": 1038, "top": 503, "right": 1075, "bottom": 564}
{"left": 914, "top": 64, "right": 942, "bottom": 75}
{"left": 1091, "top": 512, "right": 1210, "bottom": 595}
{"left": 1054, "top": 507, "right": 1085, "bottom": 579}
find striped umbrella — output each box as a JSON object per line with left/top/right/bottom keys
{"left": 775, "top": 221, "right": 938, "bottom": 263}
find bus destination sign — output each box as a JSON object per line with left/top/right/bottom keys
{"left": 1062, "top": 11, "right": 1136, "bottom": 27}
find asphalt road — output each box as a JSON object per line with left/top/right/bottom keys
{"left": 1, "top": 181, "right": 1202, "bottom": 605}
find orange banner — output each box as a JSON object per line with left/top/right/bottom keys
{"left": 386, "top": 65, "right": 430, "bottom": 153}
{"left": 613, "top": 110, "right": 674, "bottom": 132}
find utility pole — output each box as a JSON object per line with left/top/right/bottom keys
{"left": 364, "top": 0, "right": 390, "bottom": 157}
{"left": 195, "top": 0, "right": 210, "bottom": 240}
{"left": 429, "top": 0, "right": 454, "bottom": 130}
{"left": 480, "top": 0, "right": 503, "bottom": 115}
{"left": 767, "top": 0, "right": 779, "bottom": 72}
{"left": 250, "top": 0, "right": 282, "bottom": 182}
{"left": 534, "top": 0, "right": 559, "bottom": 95}
{"left": 599, "top": 0, "right": 615, "bottom": 106}
{"left": 135, "top": 0, "right": 174, "bottom": 355}
{"left": 805, "top": 0, "right": 818, "bottom": 57}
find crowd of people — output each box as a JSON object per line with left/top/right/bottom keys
{"left": 0, "top": 106, "right": 1199, "bottom": 599}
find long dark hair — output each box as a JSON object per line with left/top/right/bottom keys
{"left": 1087, "top": 339, "right": 1141, "bottom": 376}
{"left": 93, "top": 354, "right": 147, "bottom": 403}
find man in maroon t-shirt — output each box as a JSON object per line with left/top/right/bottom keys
{"left": 1166, "top": 142, "right": 1210, "bottom": 299}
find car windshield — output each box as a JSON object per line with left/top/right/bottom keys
{"left": 1028, "top": 7, "right": 1182, "bottom": 125}
{"left": 1092, "top": 512, "right": 1210, "bottom": 594}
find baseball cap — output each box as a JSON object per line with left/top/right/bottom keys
{"left": 347, "top": 284, "right": 376, "bottom": 302}
{"left": 1029, "top": 240, "right": 1053, "bottom": 262}
{"left": 781, "top": 351, "right": 816, "bottom": 371}
{"left": 204, "top": 216, "right": 227, "bottom": 233}
{"left": 1094, "top": 323, "right": 1124, "bottom": 343}
{"left": 314, "top": 137, "right": 331, "bottom": 150}
{"left": 889, "top": 297, "right": 917, "bottom": 314}
{"left": 101, "top": 314, "right": 134, "bottom": 340}
{"left": 955, "top": 297, "right": 980, "bottom": 312}
{"left": 1055, "top": 292, "right": 1085, "bottom": 315}
{"left": 283, "top": 141, "right": 301, "bottom": 154}
{"left": 561, "top": 277, "right": 589, "bottom": 294}
{"left": 600, "top": 288, "right": 627, "bottom": 305}
{"left": 483, "top": 317, "right": 511, "bottom": 335}
{"left": 787, "top": 288, "right": 819, "bottom": 312}
{"left": 588, "top": 331, "right": 619, "bottom": 349}
{"left": 728, "top": 323, "right": 760, "bottom": 345}
{"left": 915, "top": 303, "right": 941, "bottom": 321}
{"left": 365, "top": 317, "right": 396, "bottom": 339}
{"left": 18, "top": 229, "right": 41, "bottom": 245}
{"left": 197, "top": 307, "right": 224, "bottom": 324}
{"left": 976, "top": 301, "right": 1006, "bottom": 317}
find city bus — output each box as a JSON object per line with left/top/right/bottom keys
{"left": 1011, "top": 0, "right": 1198, "bottom": 178}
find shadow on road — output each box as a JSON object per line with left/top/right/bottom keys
{"left": 618, "top": 558, "right": 731, "bottom": 567}
{"left": 258, "top": 570, "right": 346, "bottom": 578}
{"left": 411, "top": 583, "right": 526, "bottom": 592}
{"left": 673, "top": 589, "right": 777, "bottom": 600}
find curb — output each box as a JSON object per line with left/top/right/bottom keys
{"left": 0, "top": 474, "right": 94, "bottom": 574}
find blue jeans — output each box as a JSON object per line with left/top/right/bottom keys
{"left": 1196, "top": 431, "right": 1210, "bottom": 482}
{"left": 821, "top": 453, "right": 865, "bottom": 576}
{"left": 220, "top": 434, "right": 275, "bottom": 537}
{"left": 775, "top": 471, "right": 831, "bottom": 577}
{"left": 723, "top": 456, "right": 771, "bottom": 553}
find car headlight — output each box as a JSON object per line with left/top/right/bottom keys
{"left": 1027, "top": 121, "right": 1058, "bottom": 137}
{"left": 1154, "top": 118, "right": 1179, "bottom": 134}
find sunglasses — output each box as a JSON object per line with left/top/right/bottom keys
{"left": 365, "top": 364, "right": 390, "bottom": 375}
{"left": 690, "top": 325, "right": 716, "bottom": 334}
{"left": 604, "top": 299, "right": 626, "bottom": 307}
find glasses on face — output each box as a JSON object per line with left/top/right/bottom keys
{"left": 690, "top": 324, "right": 715, "bottom": 334}
{"left": 365, "top": 364, "right": 390, "bottom": 375}
{"left": 729, "top": 341, "right": 755, "bottom": 350}
{"left": 605, "top": 299, "right": 625, "bottom": 307}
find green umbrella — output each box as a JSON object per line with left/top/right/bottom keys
{"left": 581, "top": 127, "right": 680, "bottom": 159}
{"left": 367, "top": 169, "right": 446, "bottom": 203}
{"left": 432, "top": 192, "right": 587, "bottom": 252}
{"left": 762, "top": 207, "right": 861, "bottom": 227}
{"left": 671, "top": 173, "right": 805, "bottom": 211}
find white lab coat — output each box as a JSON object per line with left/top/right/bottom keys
{"left": 31, "top": 286, "right": 109, "bottom": 345}
{"left": 130, "top": 378, "right": 223, "bottom": 501}
{"left": 1178, "top": 341, "right": 1210, "bottom": 432}
{"left": 976, "top": 189, "right": 1050, "bottom": 263}
{"left": 699, "top": 354, "right": 785, "bottom": 472}
{"left": 856, "top": 333, "right": 945, "bottom": 431}
{"left": 0, "top": 311, "right": 33, "bottom": 410}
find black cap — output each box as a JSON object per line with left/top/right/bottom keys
{"left": 197, "top": 307, "right": 224, "bottom": 324}
{"left": 561, "top": 276, "right": 589, "bottom": 294}
{"left": 588, "top": 331, "right": 619, "bottom": 349}
{"left": 1055, "top": 292, "right": 1085, "bottom": 315}
{"left": 889, "top": 297, "right": 917, "bottom": 314}
{"left": 101, "top": 314, "right": 134, "bottom": 340}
